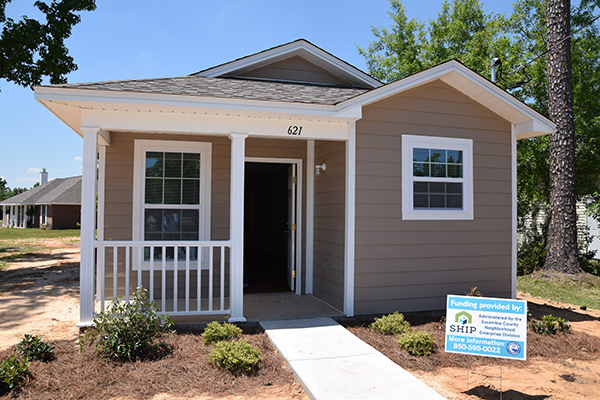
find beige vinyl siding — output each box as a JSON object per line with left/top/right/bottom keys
{"left": 313, "top": 140, "right": 346, "bottom": 311}
{"left": 354, "top": 80, "right": 512, "bottom": 315}
{"left": 235, "top": 56, "right": 351, "bottom": 86}
{"left": 102, "top": 133, "right": 308, "bottom": 299}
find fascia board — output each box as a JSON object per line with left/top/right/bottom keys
{"left": 199, "top": 41, "right": 311, "bottom": 77}
{"left": 34, "top": 86, "right": 347, "bottom": 120}
{"left": 199, "top": 41, "right": 382, "bottom": 89}
{"left": 334, "top": 61, "right": 555, "bottom": 137}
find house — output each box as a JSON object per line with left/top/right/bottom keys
{"left": 33, "top": 39, "right": 554, "bottom": 327}
{"left": 0, "top": 170, "right": 81, "bottom": 230}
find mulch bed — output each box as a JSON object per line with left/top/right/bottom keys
{"left": 343, "top": 315, "right": 600, "bottom": 372}
{"left": 0, "top": 330, "right": 305, "bottom": 400}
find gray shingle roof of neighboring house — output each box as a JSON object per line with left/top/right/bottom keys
{"left": 0, "top": 176, "right": 81, "bottom": 206}
{"left": 50, "top": 75, "right": 371, "bottom": 105}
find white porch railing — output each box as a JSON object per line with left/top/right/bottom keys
{"left": 94, "top": 240, "right": 231, "bottom": 317}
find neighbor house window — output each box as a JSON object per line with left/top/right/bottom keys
{"left": 133, "top": 140, "right": 212, "bottom": 268}
{"left": 402, "top": 135, "right": 473, "bottom": 220}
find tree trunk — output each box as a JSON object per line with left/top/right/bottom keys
{"left": 544, "top": 0, "right": 581, "bottom": 274}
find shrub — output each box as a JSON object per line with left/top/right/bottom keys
{"left": 370, "top": 312, "right": 410, "bottom": 336}
{"left": 397, "top": 331, "right": 436, "bottom": 356}
{"left": 16, "top": 334, "right": 54, "bottom": 362}
{"left": 202, "top": 321, "right": 242, "bottom": 345}
{"left": 208, "top": 339, "right": 262, "bottom": 374}
{"left": 582, "top": 259, "right": 600, "bottom": 276}
{"left": 465, "top": 287, "right": 482, "bottom": 297}
{"left": 76, "top": 287, "right": 173, "bottom": 361}
{"left": 529, "top": 315, "right": 571, "bottom": 335}
{"left": 0, "top": 355, "right": 31, "bottom": 394}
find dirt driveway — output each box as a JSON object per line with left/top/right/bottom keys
{"left": 0, "top": 238, "right": 80, "bottom": 351}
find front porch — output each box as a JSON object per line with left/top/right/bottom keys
{"left": 76, "top": 127, "right": 357, "bottom": 327}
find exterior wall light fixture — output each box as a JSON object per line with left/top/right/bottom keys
{"left": 315, "top": 161, "right": 327, "bottom": 176}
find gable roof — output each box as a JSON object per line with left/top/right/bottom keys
{"left": 47, "top": 75, "right": 369, "bottom": 105}
{"left": 0, "top": 176, "right": 81, "bottom": 206}
{"left": 195, "top": 39, "right": 382, "bottom": 89}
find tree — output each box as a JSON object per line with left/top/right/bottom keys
{"left": 544, "top": 0, "right": 580, "bottom": 273}
{"left": 358, "top": 0, "right": 509, "bottom": 83}
{"left": 0, "top": 177, "right": 10, "bottom": 201}
{"left": 0, "top": 0, "right": 96, "bottom": 90}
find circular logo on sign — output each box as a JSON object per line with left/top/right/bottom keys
{"left": 506, "top": 341, "right": 521, "bottom": 355}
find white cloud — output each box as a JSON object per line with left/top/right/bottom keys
{"left": 27, "top": 167, "right": 41, "bottom": 174}
{"left": 55, "top": 169, "right": 61, "bottom": 173}
{"left": 16, "top": 177, "right": 38, "bottom": 183}
{"left": 74, "top": 156, "right": 82, "bottom": 161}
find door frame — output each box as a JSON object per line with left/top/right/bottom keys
{"left": 245, "top": 157, "right": 303, "bottom": 295}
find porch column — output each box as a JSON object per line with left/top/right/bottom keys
{"left": 1, "top": 205, "right": 5, "bottom": 226}
{"left": 344, "top": 122, "right": 356, "bottom": 317}
{"left": 228, "top": 132, "right": 248, "bottom": 322}
{"left": 306, "top": 140, "right": 315, "bottom": 294}
{"left": 78, "top": 126, "right": 100, "bottom": 327}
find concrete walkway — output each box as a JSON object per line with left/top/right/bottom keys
{"left": 260, "top": 317, "right": 446, "bottom": 400}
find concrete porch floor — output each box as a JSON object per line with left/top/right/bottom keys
{"left": 243, "top": 293, "right": 345, "bottom": 322}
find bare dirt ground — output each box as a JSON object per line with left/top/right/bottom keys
{"left": 0, "top": 238, "right": 81, "bottom": 350}
{"left": 2, "top": 237, "right": 600, "bottom": 399}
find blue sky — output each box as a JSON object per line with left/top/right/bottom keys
{"left": 0, "top": 0, "right": 519, "bottom": 188}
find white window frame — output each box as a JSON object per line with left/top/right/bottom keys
{"left": 133, "top": 139, "right": 212, "bottom": 270}
{"left": 402, "top": 134, "right": 473, "bottom": 220}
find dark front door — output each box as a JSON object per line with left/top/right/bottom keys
{"left": 244, "top": 162, "right": 293, "bottom": 293}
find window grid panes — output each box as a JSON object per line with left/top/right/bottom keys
{"left": 412, "top": 147, "right": 464, "bottom": 210}
{"left": 144, "top": 151, "right": 201, "bottom": 261}
{"left": 413, "top": 148, "right": 463, "bottom": 178}
{"left": 145, "top": 152, "right": 200, "bottom": 205}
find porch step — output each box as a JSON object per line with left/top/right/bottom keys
{"left": 260, "top": 318, "right": 445, "bottom": 400}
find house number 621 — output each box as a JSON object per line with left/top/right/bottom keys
{"left": 287, "top": 126, "right": 302, "bottom": 136}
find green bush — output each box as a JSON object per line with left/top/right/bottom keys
{"left": 16, "top": 334, "right": 54, "bottom": 362}
{"left": 397, "top": 331, "right": 436, "bottom": 356}
{"left": 529, "top": 314, "right": 571, "bottom": 335}
{"left": 370, "top": 312, "right": 410, "bottom": 335}
{"left": 208, "top": 339, "right": 262, "bottom": 374}
{"left": 582, "top": 259, "right": 600, "bottom": 276}
{"left": 202, "top": 321, "right": 242, "bottom": 345}
{"left": 0, "top": 355, "right": 31, "bottom": 394}
{"left": 76, "top": 287, "right": 173, "bottom": 361}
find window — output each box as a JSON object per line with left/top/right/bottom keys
{"left": 402, "top": 135, "right": 473, "bottom": 220}
{"left": 133, "top": 140, "right": 212, "bottom": 268}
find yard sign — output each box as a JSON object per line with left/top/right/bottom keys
{"left": 445, "top": 295, "right": 527, "bottom": 360}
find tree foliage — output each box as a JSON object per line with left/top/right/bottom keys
{"left": 0, "top": 0, "right": 96, "bottom": 90}
{"left": 0, "top": 177, "right": 27, "bottom": 202}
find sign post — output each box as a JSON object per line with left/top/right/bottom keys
{"left": 445, "top": 295, "right": 527, "bottom": 360}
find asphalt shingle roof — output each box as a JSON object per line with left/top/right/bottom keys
{"left": 0, "top": 176, "right": 81, "bottom": 206}
{"left": 51, "top": 75, "right": 370, "bottom": 105}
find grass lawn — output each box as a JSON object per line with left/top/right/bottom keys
{"left": 0, "top": 227, "right": 80, "bottom": 240}
{"left": 0, "top": 228, "right": 80, "bottom": 270}
{"left": 518, "top": 273, "right": 600, "bottom": 310}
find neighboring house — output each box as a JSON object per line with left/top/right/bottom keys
{"left": 0, "top": 173, "right": 81, "bottom": 230}
{"left": 33, "top": 39, "right": 554, "bottom": 326}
